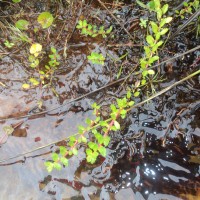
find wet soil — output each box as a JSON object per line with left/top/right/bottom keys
{"left": 0, "top": 0, "right": 200, "bottom": 199}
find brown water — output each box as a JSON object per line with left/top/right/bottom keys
{"left": 0, "top": 0, "right": 200, "bottom": 199}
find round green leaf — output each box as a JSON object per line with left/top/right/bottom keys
{"left": 37, "top": 12, "right": 54, "bottom": 29}
{"left": 15, "top": 19, "right": 29, "bottom": 30}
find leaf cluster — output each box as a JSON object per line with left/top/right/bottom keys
{"left": 138, "top": 0, "right": 172, "bottom": 82}
{"left": 87, "top": 52, "right": 105, "bottom": 65}
{"left": 175, "top": 0, "right": 199, "bottom": 19}
{"left": 22, "top": 46, "right": 60, "bottom": 89}
{"left": 76, "top": 19, "right": 112, "bottom": 38}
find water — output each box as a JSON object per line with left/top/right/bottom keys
{"left": 0, "top": 0, "right": 199, "bottom": 199}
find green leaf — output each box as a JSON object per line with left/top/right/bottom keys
{"left": 146, "top": 35, "right": 154, "bottom": 46}
{"left": 155, "top": 32, "right": 161, "bottom": 41}
{"left": 88, "top": 24, "right": 92, "bottom": 30}
{"left": 120, "top": 109, "right": 127, "bottom": 119}
{"left": 12, "top": 0, "right": 21, "bottom": 3}
{"left": 149, "top": 55, "right": 159, "bottom": 64}
{"left": 128, "top": 101, "right": 135, "bottom": 107}
{"left": 53, "top": 163, "right": 62, "bottom": 170}
{"left": 94, "top": 132, "right": 104, "bottom": 144}
{"left": 30, "top": 59, "right": 39, "bottom": 68}
{"left": 86, "top": 150, "right": 98, "bottom": 164}
{"left": 134, "top": 91, "right": 140, "bottom": 97}
{"left": 148, "top": 1, "right": 155, "bottom": 10}
{"left": 60, "top": 157, "right": 68, "bottom": 166}
{"left": 60, "top": 146, "right": 67, "bottom": 156}
{"left": 95, "top": 116, "right": 100, "bottom": 122}
{"left": 106, "top": 26, "right": 113, "bottom": 34}
{"left": 4, "top": 40, "right": 14, "bottom": 48}
{"left": 52, "top": 153, "right": 59, "bottom": 161}
{"left": 140, "top": 58, "right": 148, "bottom": 68}
{"left": 165, "top": 17, "right": 172, "bottom": 23}
{"left": 141, "top": 79, "right": 146, "bottom": 85}
{"left": 103, "top": 136, "right": 110, "bottom": 146}
{"left": 82, "top": 20, "right": 87, "bottom": 27}
{"left": 85, "top": 118, "right": 92, "bottom": 125}
{"left": 72, "top": 148, "right": 78, "bottom": 155}
{"left": 51, "top": 47, "right": 56, "bottom": 53}
{"left": 29, "top": 78, "right": 39, "bottom": 86}
{"left": 99, "top": 121, "right": 108, "bottom": 127}
{"left": 87, "top": 52, "right": 105, "bottom": 65}
{"left": 160, "top": 19, "right": 166, "bottom": 28}
{"left": 98, "top": 146, "right": 106, "bottom": 157}
{"left": 183, "top": 2, "right": 188, "bottom": 7}
{"left": 154, "top": 0, "right": 161, "bottom": 9}
{"left": 15, "top": 19, "right": 29, "bottom": 30}
{"left": 78, "top": 125, "right": 85, "bottom": 134}
{"left": 152, "top": 44, "right": 159, "bottom": 52}
{"left": 88, "top": 142, "right": 98, "bottom": 151}
{"left": 86, "top": 148, "right": 92, "bottom": 156}
{"left": 127, "top": 90, "right": 132, "bottom": 99}
{"left": 45, "top": 161, "right": 54, "bottom": 172}
{"left": 160, "top": 28, "right": 168, "bottom": 35}
{"left": 114, "top": 120, "right": 120, "bottom": 130}
{"left": 37, "top": 12, "right": 54, "bottom": 29}
{"left": 157, "top": 9, "right": 162, "bottom": 20}
{"left": 110, "top": 104, "right": 117, "bottom": 112}
{"left": 162, "top": 4, "right": 169, "bottom": 15}
{"left": 156, "top": 41, "right": 163, "bottom": 47}
{"left": 81, "top": 136, "right": 87, "bottom": 143}
{"left": 142, "top": 70, "right": 148, "bottom": 77}
{"left": 70, "top": 136, "right": 76, "bottom": 142}
{"left": 150, "top": 21, "right": 158, "bottom": 34}
{"left": 144, "top": 46, "right": 151, "bottom": 57}
{"left": 136, "top": 0, "right": 149, "bottom": 9}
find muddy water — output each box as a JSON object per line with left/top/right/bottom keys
{"left": 0, "top": 0, "right": 200, "bottom": 200}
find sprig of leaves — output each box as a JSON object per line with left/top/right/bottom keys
{"left": 22, "top": 46, "right": 60, "bottom": 89}
{"left": 76, "top": 19, "right": 112, "bottom": 38}
{"left": 45, "top": 92, "right": 135, "bottom": 172}
{"left": 87, "top": 52, "right": 105, "bottom": 65}
{"left": 138, "top": 0, "right": 172, "bottom": 84}
{"left": 175, "top": 0, "right": 199, "bottom": 19}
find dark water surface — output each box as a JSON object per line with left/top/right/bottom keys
{"left": 0, "top": 0, "right": 200, "bottom": 199}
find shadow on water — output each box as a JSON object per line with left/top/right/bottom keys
{"left": 0, "top": 0, "right": 200, "bottom": 199}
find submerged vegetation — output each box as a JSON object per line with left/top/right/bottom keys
{"left": 0, "top": 0, "right": 200, "bottom": 198}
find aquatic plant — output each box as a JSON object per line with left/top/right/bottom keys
{"left": 87, "top": 52, "right": 105, "bottom": 65}
{"left": 4, "top": 40, "right": 14, "bottom": 48}
{"left": 76, "top": 19, "right": 112, "bottom": 38}
{"left": 22, "top": 45, "right": 60, "bottom": 89}
{"left": 45, "top": 0, "right": 173, "bottom": 172}
{"left": 45, "top": 95, "right": 134, "bottom": 172}
{"left": 137, "top": 0, "right": 172, "bottom": 87}
{"left": 175, "top": 0, "right": 199, "bottom": 19}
